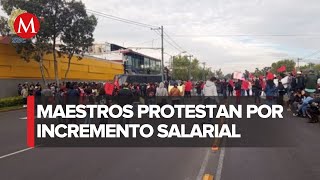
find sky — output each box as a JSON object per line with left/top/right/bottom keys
{"left": 2, "top": 0, "right": 320, "bottom": 73}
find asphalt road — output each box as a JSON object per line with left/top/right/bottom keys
{"left": 1, "top": 107, "right": 320, "bottom": 180}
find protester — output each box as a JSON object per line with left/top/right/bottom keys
{"left": 298, "top": 92, "right": 313, "bottom": 117}
{"left": 242, "top": 79, "right": 249, "bottom": 96}
{"left": 296, "top": 71, "right": 305, "bottom": 90}
{"left": 265, "top": 79, "right": 276, "bottom": 106}
{"left": 220, "top": 79, "right": 228, "bottom": 98}
{"left": 169, "top": 83, "right": 181, "bottom": 104}
{"left": 196, "top": 81, "right": 203, "bottom": 96}
{"left": 227, "top": 79, "right": 234, "bottom": 96}
{"left": 17, "top": 84, "right": 22, "bottom": 96}
{"left": 252, "top": 77, "right": 262, "bottom": 104}
{"left": 184, "top": 80, "right": 192, "bottom": 98}
{"left": 21, "top": 85, "right": 28, "bottom": 106}
{"left": 156, "top": 82, "right": 168, "bottom": 105}
{"left": 277, "top": 81, "right": 286, "bottom": 105}
{"left": 146, "top": 83, "right": 156, "bottom": 105}
{"left": 234, "top": 79, "right": 242, "bottom": 104}
{"left": 203, "top": 77, "right": 219, "bottom": 104}
{"left": 305, "top": 70, "right": 317, "bottom": 93}
{"left": 118, "top": 82, "right": 134, "bottom": 106}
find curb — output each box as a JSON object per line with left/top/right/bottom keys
{"left": 0, "top": 106, "right": 25, "bottom": 113}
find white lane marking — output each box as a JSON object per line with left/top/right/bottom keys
{"left": 19, "top": 117, "right": 27, "bottom": 120}
{"left": 0, "top": 147, "right": 33, "bottom": 160}
{"left": 215, "top": 140, "right": 226, "bottom": 180}
{"left": 196, "top": 149, "right": 211, "bottom": 180}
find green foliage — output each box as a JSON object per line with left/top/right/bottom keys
{"left": 270, "top": 59, "right": 296, "bottom": 73}
{"left": 299, "top": 63, "right": 320, "bottom": 75}
{"left": 0, "top": 16, "right": 10, "bottom": 35}
{"left": 172, "top": 56, "right": 212, "bottom": 81}
{"left": 0, "top": 96, "right": 23, "bottom": 108}
{"left": 59, "top": 0, "right": 97, "bottom": 79}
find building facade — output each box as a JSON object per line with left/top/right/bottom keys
{"left": 88, "top": 43, "right": 161, "bottom": 75}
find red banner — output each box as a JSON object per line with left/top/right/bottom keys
{"left": 277, "top": 65, "right": 286, "bottom": 72}
{"left": 104, "top": 83, "right": 114, "bottom": 96}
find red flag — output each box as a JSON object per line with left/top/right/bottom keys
{"left": 267, "top": 72, "right": 274, "bottom": 80}
{"left": 242, "top": 80, "right": 249, "bottom": 90}
{"left": 277, "top": 65, "right": 286, "bottom": 72}
{"left": 104, "top": 83, "right": 114, "bottom": 96}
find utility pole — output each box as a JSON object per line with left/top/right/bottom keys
{"left": 188, "top": 55, "right": 193, "bottom": 80}
{"left": 161, "top": 25, "right": 164, "bottom": 81}
{"left": 151, "top": 26, "right": 164, "bottom": 81}
{"left": 297, "top": 58, "right": 301, "bottom": 71}
{"left": 171, "top": 56, "right": 174, "bottom": 80}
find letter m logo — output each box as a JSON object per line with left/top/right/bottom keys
{"left": 13, "top": 12, "right": 40, "bottom": 39}
{"left": 17, "top": 17, "right": 36, "bottom": 33}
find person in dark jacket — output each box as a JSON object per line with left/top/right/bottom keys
{"left": 296, "top": 71, "right": 305, "bottom": 90}
{"left": 227, "top": 80, "right": 234, "bottom": 96}
{"left": 146, "top": 83, "right": 156, "bottom": 105}
{"left": 277, "top": 81, "right": 286, "bottom": 105}
{"left": 234, "top": 80, "right": 242, "bottom": 104}
{"left": 290, "top": 90, "right": 303, "bottom": 115}
{"left": 118, "top": 82, "right": 134, "bottom": 106}
{"left": 220, "top": 79, "right": 228, "bottom": 98}
{"left": 66, "top": 84, "right": 79, "bottom": 124}
{"left": 196, "top": 81, "right": 203, "bottom": 96}
{"left": 118, "top": 83, "right": 134, "bottom": 125}
{"left": 265, "top": 80, "right": 276, "bottom": 106}
{"left": 252, "top": 78, "right": 262, "bottom": 104}
{"left": 305, "top": 70, "right": 317, "bottom": 93}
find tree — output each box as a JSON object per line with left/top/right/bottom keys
{"left": 1, "top": 0, "right": 97, "bottom": 84}
{"left": 215, "top": 68, "right": 224, "bottom": 79}
{"left": 172, "top": 55, "right": 190, "bottom": 80}
{"left": 271, "top": 59, "right": 296, "bottom": 74}
{"left": 172, "top": 56, "right": 213, "bottom": 81}
{"left": 1, "top": 0, "right": 53, "bottom": 85}
{"left": 59, "top": 0, "right": 97, "bottom": 79}
{"left": 0, "top": 16, "right": 10, "bottom": 35}
{"left": 224, "top": 73, "right": 232, "bottom": 79}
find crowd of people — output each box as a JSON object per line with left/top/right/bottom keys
{"left": 17, "top": 69, "right": 320, "bottom": 123}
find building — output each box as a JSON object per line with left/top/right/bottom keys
{"left": 88, "top": 43, "right": 161, "bottom": 75}
{"left": 0, "top": 38, "right": 123, "bottom": 98}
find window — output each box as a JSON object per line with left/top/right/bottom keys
{"left": 126, "top": 56, "right": 132, "bottom": 66}
{"left": 133, "top": 56, "right": 139, "bottom": 68}
{"left": 155, "top": 61, "right": 161, "bottom": 71}
{"left": 144, "top": 58, "right": 150, "bottom": 68}
{"left": 150, "top": 59, "right": 156, "bottom": 70}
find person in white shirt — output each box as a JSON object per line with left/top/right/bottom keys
{"left": 203, "top": 77, "right": 219, "bottom": 104}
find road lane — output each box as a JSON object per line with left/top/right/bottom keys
{"left": 0, "top": 109, "right": 27, "bottom": 155}
{"left": 0, "top": 147, "right": 213, "bottom": 180}
{"left": 219, "top": 112, "right": 320, "bottom": 180}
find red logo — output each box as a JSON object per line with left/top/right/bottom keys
{"left": 13, "top": 13, "right": 40, "bottom": 39}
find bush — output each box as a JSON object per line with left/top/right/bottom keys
{"left": 0, "top": 96, "right": 24, "bottom": 108}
